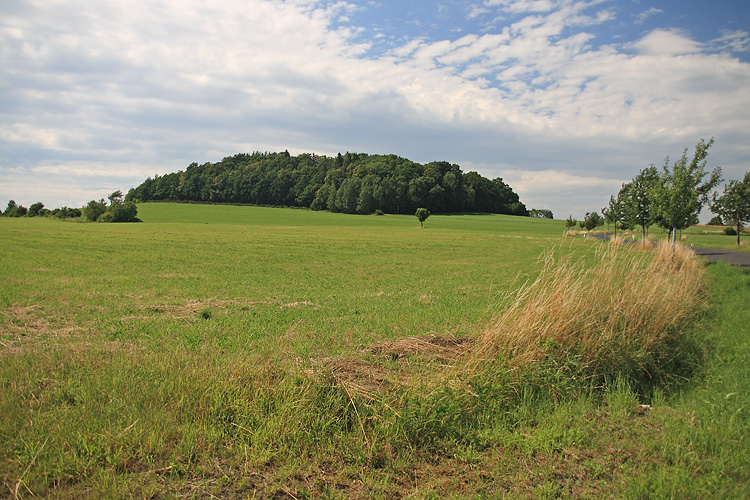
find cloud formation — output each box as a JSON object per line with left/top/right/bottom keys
{"left": 1, "top": 0, "right": 749, "bottom": 220}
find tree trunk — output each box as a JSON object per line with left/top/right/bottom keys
{"left": 738, "top": 220, "right": 741, "bottom": 246}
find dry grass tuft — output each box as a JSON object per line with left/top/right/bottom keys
{"left": 461, "top": 242, "right": 705, "bottom": 383}
{"left": 608, "top": 235, "right": 625, "bottom": 247}
{"left": 371, "top": 333, "right": 472, "bottom": 362}
{"left": 315, "top": 334, "right": 474, "bottom": 399}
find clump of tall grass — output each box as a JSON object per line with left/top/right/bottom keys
{"left": 462, "top": 242, "right": 706, "bottom": 392}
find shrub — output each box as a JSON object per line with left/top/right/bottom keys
{"left": 110, "top": 201, "right": 139, "bottom": 222}
{"left": 97, "top": 211, "right": 114, "bottom": 223}
{"left": 375, "top": 209, "right": 384, "bottom": 216}
{"left": 724, "top": 227, "right": 737, "bottom": 235}
{"left": 84, "top": 200, "right": 107, "bottom": 221}
{"left": 28, "top": 202, "right": 44, "bottom": 217}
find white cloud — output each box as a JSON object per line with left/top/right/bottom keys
{"left": 485, "top": 0, "right": 560, "bottom": 14}
{"left": 629, "top": 28, "right": 702, "bottom": 55}
{"left": 710, "top": 30, "right": 750, "bottom": 53}
{"left": 635, "top": 7, "right": 662, "bottom": 25}
{"left": 1, "top": 0, "right": 748, "bottom": 221}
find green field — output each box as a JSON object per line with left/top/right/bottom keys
{"left": 1, "top": 204, "right": 748, "bottom": 499}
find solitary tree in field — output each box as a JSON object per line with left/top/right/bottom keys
{"left": 710, "top": 171, "right": 750, "bottom": 246}
{"left": 652, "top": 138, "right": 722, "bottom": 248}
{"left": 415, "top": 207, "right": 430, "bottom": 227}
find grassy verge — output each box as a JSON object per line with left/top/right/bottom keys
{"left": 1, "top": 206, "right": 748, "bottom": 498}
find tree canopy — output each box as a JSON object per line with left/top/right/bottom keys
{"left": 710, "top": 171, "right": 750, "bottom": 246}
{"left": 651, "top": 138, "right": 722, "bottom": 246}
{"left": 127, "top": 152, "right": 528, "bottom": 216}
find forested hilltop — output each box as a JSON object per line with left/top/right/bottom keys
{"left": 127, "top": 151, "right": 528, "bottom": 215}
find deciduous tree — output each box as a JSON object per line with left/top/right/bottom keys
{"left": 710, "top": 171, "right": 750, "bottom": 246}
{"left": 415, "top": 207, "right": 430, "bottom": 227}
{"left": 652, "top": 138, "right": 722, "bottom": 248}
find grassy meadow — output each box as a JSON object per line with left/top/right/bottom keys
{"left": 1, "top": 204, "right": 748, "bottom": 499}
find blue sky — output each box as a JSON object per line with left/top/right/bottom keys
{"left": 1, "top": 0, "right": 749, "bottom": 220}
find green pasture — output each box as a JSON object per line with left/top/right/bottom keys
{"left": 1, "top": 204, "right": 748, "bottom": 499}
{"left": 0, "top": 204, "right": 571, "bottom": 359}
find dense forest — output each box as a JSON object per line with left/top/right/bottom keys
{"left": 127, "top": 151, "right": 528, "bottom": 216}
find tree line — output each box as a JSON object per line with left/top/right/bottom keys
{"left": 2, "top": 191, "right": 140, "bottom": 223}
{"left": 574, "top": 138, "right": 748, "bottom": 246}
{"left": 125, "top": 151, "right": 529, "bottom": 216}
{"left": 2, "top": 200, "right": 81, "bottom": 219}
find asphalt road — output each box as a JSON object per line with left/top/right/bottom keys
{"left": 691, "top": 246, "right": 750, "bottom": 267}
{"left": 591, "top": 233, "right": 750, "bottom": 267}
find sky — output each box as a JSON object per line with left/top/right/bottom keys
{"left": 2, "top": 0, "right": 749, "bottom": 221}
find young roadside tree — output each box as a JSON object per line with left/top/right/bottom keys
{"left": 652, "top": 138, "right": 722, "bottom": 249}
{"left": 710, "top": 171, "right": 750, "bottom": 246}
{"left": 582, "top": 211, "right": 605, "bottom": 231}
{"left": 620, "top": 165, "right": 659, "bottom": 241}
{"left": 415, "top": 207, "right": 430, "bottom": 227}
{"left": 564, "top": 215, "right": 577, "bottom": 229}
{"left": 602, "top": 194, "right": 624, "bottom": 239}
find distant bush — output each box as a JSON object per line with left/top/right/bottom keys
{"left": 110, "top": 201, "right": 139, "bottom": 222}
{"left": 28, "top": 202, "right": 44, "bottom": 217}
{"left": 3, "top": 200, "right": 27, "bottom": 217}
{"left": 725, "top": 227, "right": 737, "bottom": 236}
{"left": 85, "top": 192, "right": 140, "bottom": 223}
{"left": 529, "top": 208, "right": 553, "bottom": 219}
{"left": 708, "top": 215, "right": 723, "bottom": 226}
{"left": 97, "top": 211, "right": 114, "bottom": 223}
{"left": 84, "top": 199, "right": 107, "bottom": 221}
{"left": 375, "top": 209, "right": 384, "bottom": 216}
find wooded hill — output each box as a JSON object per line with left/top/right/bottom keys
{"left": 127, "top": 151, "right": 528, "bottom": 216}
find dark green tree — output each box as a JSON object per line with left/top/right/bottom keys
{"left": 707, "top": 215, "right": 724, "bottom": 226}
{"left": 110, "top": 201, "right": 139, "bottom": 222}
{"left": 108, "top": 190, "right": 124, "bottom": 206}
{"left": 415, "top": 207, "right": 431, "bottom": 227}
{"left": 3, "top": 200, "right": 27, "bottom": 217}
{"left": 602, "top": 194, "right": 625, "bottom": 238}
{"left": 582, "top": 211, "right": 605, "bottom": 231}
{"left": 83, "top": 199, "right": 107, "bottom": 222}
{"left": 710, "top": 171, "right": 750, "bottom": 246}
{"left": 28, "top": 202, "right": 44, "bottom": 217}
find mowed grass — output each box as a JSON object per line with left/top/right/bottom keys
{"left": 1, "top": 204, "right": 748, "bottom": 499}
{"left": 0, "top": 204, "right": 568, "bottom": 359}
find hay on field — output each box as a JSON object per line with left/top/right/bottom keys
{"left": 370, "top": 333, "right": 472, "bottom": 362}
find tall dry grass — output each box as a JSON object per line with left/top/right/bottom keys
{"left": 463, "top": 242, "right": 706, "bottom": 387}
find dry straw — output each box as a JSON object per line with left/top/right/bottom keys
{"left": 462, "top": 242, "right": 705, "bottom": 383}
